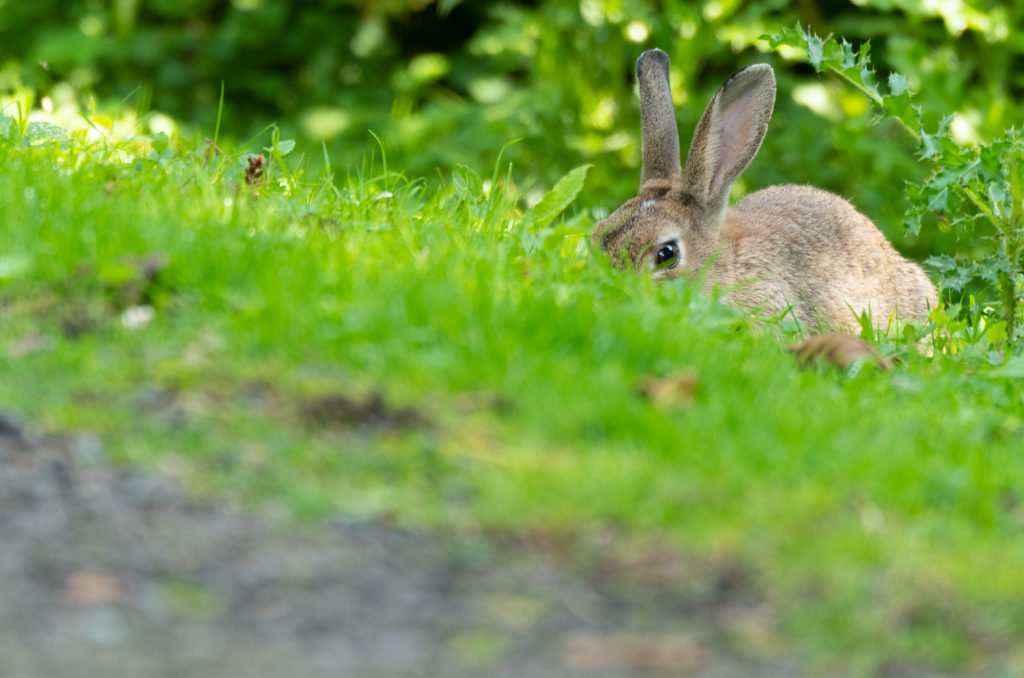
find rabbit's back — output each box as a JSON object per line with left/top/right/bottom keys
{"left": 714, "top": 184, "right": 937, "bottom": 330}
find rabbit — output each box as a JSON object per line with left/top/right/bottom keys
{"left": 592, "top": 49, "right": 938, "bottom": 332}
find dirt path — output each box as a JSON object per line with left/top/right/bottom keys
{"left": 0, "top": 415, "right": 795, "bottom": 678}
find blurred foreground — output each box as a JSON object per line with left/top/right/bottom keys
{"left": 1, "top": 416, "right": 795, "bottom": 678}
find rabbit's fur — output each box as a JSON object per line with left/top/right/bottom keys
{"left": 592, "top": 49, "right": 937, "bottom": 331}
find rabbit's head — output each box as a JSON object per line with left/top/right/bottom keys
{"left": 592, "top": 49, "right": 776, "bottom": 279}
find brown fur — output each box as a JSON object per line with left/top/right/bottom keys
{"left": 593, "top": 50, "right": 938, "bottom": 331}
{"left": 637, "top": 49, "right": 682, "bottom": 184}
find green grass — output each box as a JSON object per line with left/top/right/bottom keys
{"left": 4, "top": 118, "right": 1024, "bottom": 675}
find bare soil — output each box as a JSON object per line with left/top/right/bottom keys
{"left": 0, "top": 414, "right": 799, "bottom": 678}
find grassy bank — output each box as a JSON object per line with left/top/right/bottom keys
{"left": 3, "top": 117, "right": 1024, "bottom": 674}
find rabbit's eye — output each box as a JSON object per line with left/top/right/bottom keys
{"left": 655, "top": 242, "right": 678, "bottom": 269}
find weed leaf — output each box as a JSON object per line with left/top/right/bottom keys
{"left": 521, "top": 164, "right": 591, "bottom": 233}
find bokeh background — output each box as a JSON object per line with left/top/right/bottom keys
{"left": 2, "top": 0, "right": 1021, "bottom": 257}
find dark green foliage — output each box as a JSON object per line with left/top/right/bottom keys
{"left": 2, "top": 1, "right": 1018, "bottom": 239}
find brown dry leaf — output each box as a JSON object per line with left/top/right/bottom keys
{"left": 638, "top": 369, "right": 699, "bottom": 409}
{"left": 787, "top": 334, "right": 892, "bottom": 371}
{"left": 562, "top": 632, "right": 707, "bottom": 672}
{"left": 65, "top": 571, "right": 125, "bottom": 605}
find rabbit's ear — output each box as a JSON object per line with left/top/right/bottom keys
{"left": 682, "top": 64, "right": 775, "bottom": 215}
{"left": 637, "top": 49, "right": 681, "bottom": 185}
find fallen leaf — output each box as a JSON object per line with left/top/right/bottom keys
{"left": 638, "top": 369, "right": 699, "bottom": 409}
{"left": 787, "top": 334, "right": 892, "bottom": 371}
{"left": 66, "top": 571, "right": 125, "bottom": 605}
